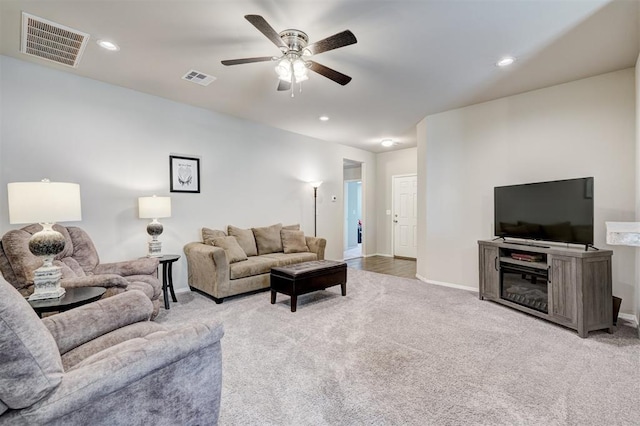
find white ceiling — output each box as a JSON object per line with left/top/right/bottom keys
{"left": 1, "top": 1, "right": 638, "bottom": 153}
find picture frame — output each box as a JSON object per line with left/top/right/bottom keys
{"left": 170, "top": 155, "right": 200, "bottom": 193}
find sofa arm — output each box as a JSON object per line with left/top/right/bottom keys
{"left": 305, "top": 237, "right": 326, "bottom": 260}
{"left": 184, "top": 242, "right": 229, "bottom": 297}
{"left": 93, "top": 257, "right": 159, "bottom": 277}
{"left": 42, "top": 290, "right": 153, "bottom": 355}
{"left": 9, "top": 318, "right": 224, "bottom": 425}
{"left": 61, "top": 274, "right": 129, "bottom": 289}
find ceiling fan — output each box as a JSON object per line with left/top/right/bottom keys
{"left": 221, "top": 15, "right": 357, "bottom": 96}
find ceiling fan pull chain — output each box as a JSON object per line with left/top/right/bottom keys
{"left": 290, "top": 62, "right": 296, "bottom": 98}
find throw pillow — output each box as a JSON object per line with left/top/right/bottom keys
{"left": 202, "top": 227, "right": 226, "bottom": 245}
{"left": 282, "top": 224, "right": 300, "bottom": 231}
{"left": 252, "top": 223, "right": 283, "bottom": 255}
{"left": 212, "top": 236, "right": 248, "bottom": 264}
{"left": 227, "top": 225, "right": 258, "bottom": 257}
{"left": 281, "top": 229, "right": 309, "bottom": 254}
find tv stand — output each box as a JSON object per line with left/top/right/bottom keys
{"left": 478, "top": 240, "right": 613, "bottom": 338}
{"left": 504, "top": 241, "right": 550, "bottom": 249}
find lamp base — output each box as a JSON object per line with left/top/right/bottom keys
{"left": 28, "top": 265, "right": 65, "bottom": 300}
{"left": 147, "top": 240, "right": 162, "bottom": 257}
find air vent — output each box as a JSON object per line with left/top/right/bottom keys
{"left": 182, "top": 69, "right": 216, "bottom": 86}
{"left": 20, "top": 12, "right": 90, "bottom": 68}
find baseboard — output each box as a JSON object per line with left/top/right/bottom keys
{"left": 342, "top": 253, "right": 393, "bottom": 261}
{"left": 174, "top": 287, "right": 191, "bottom": 294}
{"left": 416, "top": 274, "right": 478, "bottom": 293}
{"left": 365, "top": 253, "right": 393, "bottom": 258}
{"left": 413, "top": 277, "right": 639, "bottom": 330}
{"left": 618, "top": 313, "right": 639, "bottom": 329}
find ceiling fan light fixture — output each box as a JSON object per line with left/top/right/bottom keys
{"left": 275, "top": 59, "right": 291, "bottom": 79}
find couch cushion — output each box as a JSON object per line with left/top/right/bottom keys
{"left": 252, "top": 223, "right": 283, "bottom": 255}
{"left": 0, "top": 278, "right": 64, "bottom": 409}
{"left": 281, "top": 230, "right": 309, "bottom": 254}
{"left": 229, "top": 256, "right": 279, "bottom": 280}
{"left": 283, "top": 224, "right": 300, "bottom": 231}
{"left": 202, "top": 227, "right": 227, "bottom": 245}
{"left": 212, "top": 236, "right": 247, "bottom": 264}
{"left": 261, "top": 252, "right": 318, "bottom": 267}
{"left": 228, "top": 225, "right": 258, "bottom": 257}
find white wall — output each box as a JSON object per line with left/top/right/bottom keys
{"left": 0, "top": 56, "right": 377, "bottom": 291}
{"left": 636, "top": 54, "right": 640, "bottom": 328}
{"left": 417, "top": 69, "right": 637, "bottom": 315}
{"left": 375, "top": 147, "right": 417, "bottom": 256}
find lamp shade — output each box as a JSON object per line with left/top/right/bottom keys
{"left": 310, "top": 181, "right": 323, "bottom": 189}
{"left": 138, "top": 196, "right": 171, "bottom": 219}
{"left": 8, "top": 181, "right": 82, "bottom": 224}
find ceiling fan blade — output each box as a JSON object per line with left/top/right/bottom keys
{"left": 245, "top": 15, "right": 287, "bottom": 50}
{"left": 277, "top": 80, "right": 291, "bottom": 91}
{"left": 308, "top": 61, "right": 352, "bottom": 86}
{"left": 221, "top": 56, "right": 275, "bottom": 66}
{"left": 305, "top": 30, "right": 357, "bottom": 55}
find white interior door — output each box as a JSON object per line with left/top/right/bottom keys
{"left": 393, "top": 174, "right": 418, "bottom": 258}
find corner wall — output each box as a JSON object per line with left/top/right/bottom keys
{"left": 636, "top": 53, "right": 640, "bottom": 328}
{"left": 0, "top": 56, "right": 377, "bottom": 291}
{"left": 418, "top": 69, "right": 637, "bottom": 315}
{"left": 375, "top": 147, "right": 417, "bottom": 256}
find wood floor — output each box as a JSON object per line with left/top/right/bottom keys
{"left": 345, "top": 256, "right": 417, "bottom": 279}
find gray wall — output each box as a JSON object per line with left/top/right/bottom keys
{"left": 376, "top": 148, "right": 417, "bottom": 256}
{"left": 0, "top": 55, "right": 377, "bottom": 291}
{"left": 417, "top": 69, "right": 637, "bottom": 316}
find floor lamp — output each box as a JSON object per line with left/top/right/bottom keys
{"left": 7, "top": 179, "right": 82, "bottom": 300}
{"left": 310, "top": 181, "right": 322, "bottom": 237}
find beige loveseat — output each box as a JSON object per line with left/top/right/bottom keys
{"left": 184, "top": 223, "right": 326, "bottom": 303}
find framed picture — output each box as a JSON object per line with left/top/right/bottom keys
{"left": 170, "top": 155, "right": 200, "bottom": 193}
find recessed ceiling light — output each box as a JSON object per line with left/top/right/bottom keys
{"left": 381, "top": 139, "right": 394, "bottom": 147}
{"left": 496, "top": 56, "right": 515, "bottom": 67}
{"left": 319, "top": 115, "right": 330, "bottom": 121}
{"left": 97, "top": 39, "right": 120, "bottom": 51}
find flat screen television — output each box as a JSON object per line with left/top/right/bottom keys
{"left": 494, "top": 177, "right": 594, "bottom": 247}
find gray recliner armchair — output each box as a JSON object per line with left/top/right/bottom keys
{"left": 0, "top": 277, "right": 224, "bottom": 425}
{"left": 0, "top": 224, "right": 162, "bottom": 318}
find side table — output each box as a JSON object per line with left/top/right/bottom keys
{"left": 158, "top": 254, "right": 180, "bottom": 309}
{"left": 28, "top": 286, "right": 106, "bottom": 318}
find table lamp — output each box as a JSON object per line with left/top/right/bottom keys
{"left": 7, "top": 179, "right": 82, "bottom": 300}
{"left": 138, "top": 195, "right": 171, "bottom": 257}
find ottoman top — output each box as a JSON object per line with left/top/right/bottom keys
{"left": 271, "top": 260, "right": 346, "bottom": 277}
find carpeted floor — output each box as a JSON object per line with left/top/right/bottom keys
{"left": 155, "top": 269, "right": 640, "bottom": 426}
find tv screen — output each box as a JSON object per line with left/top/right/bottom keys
{"left": 494, "top": 177, "right": 594, "bottom": 245}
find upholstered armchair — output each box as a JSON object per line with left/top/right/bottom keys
{"left": 0, "top": 277, "right": 224, "bottom": 425}
{"left": 0, "top": 224, "right": 162, "bottom": 317}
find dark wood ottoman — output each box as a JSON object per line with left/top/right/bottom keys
{"left": 270, "top": 260, "right": 347, "bottom": 312}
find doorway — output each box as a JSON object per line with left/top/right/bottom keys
{"left": 343, "top": 159, "right": 363, "bottom": 260}
{"left": 392, "top": 174, "right": 417, "bottom": 258}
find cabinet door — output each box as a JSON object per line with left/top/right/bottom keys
{"left": 548, "top": 255, "right": 577, "bottom": 326}
{"left": 479, "top": 245, "right": 499, "bottom": 299}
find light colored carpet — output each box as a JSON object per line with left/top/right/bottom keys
{"left": 155, "top": 269, "right": 640, "bottom": 426}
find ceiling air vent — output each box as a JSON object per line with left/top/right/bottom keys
{"left": 182, "top": 69, "right": 216, "bottom": 86}
{"left": 20, "top": 12, "right": 90, "bottom": 68}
